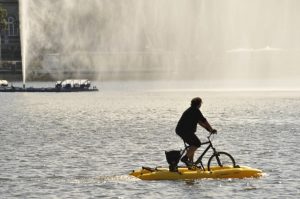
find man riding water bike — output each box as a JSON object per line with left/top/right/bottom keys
{"left": 176, "top": 97, "right": 217, "bottom": 167}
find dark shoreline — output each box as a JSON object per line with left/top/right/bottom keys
{"left": 0, "top": 87, "right": 99, "bottom": 92}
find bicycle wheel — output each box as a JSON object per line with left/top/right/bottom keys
{"left": 207, "top": 151, "right": 236, "bottom": 171}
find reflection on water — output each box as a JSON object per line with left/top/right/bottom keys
{"left": 0, "top": 81, "right": 299, "bottom": 198}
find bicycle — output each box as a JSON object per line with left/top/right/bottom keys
{"left": 166, "top": 133, "right": 237, "bottom": 171}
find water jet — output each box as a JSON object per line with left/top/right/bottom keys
{"left": 16, "top": 0, "right": 300, "bottom": 89}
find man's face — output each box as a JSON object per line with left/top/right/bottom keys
{"left": 199, "top": 100, "right": 203, "bottom": 108}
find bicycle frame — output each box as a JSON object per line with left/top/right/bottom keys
{"left": 182, "top": 134, "right": 218, "bottom": 170}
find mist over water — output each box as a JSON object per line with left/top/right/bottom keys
{"left": 20, "top": 0, "right": 300, "bottom": 88}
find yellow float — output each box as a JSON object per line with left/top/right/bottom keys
{"left": 130, "top": 165, "right": 263, "bottom": 180}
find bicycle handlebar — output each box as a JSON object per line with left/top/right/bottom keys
{"left": 207, "top": 131, "right": 217, "bottom": 140}
{"left": 207, "top": 132, "right": 212, "bottom": 138}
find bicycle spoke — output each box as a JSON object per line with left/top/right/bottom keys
{"left": 207, "top": 152, "right": 236, "bottom": 171}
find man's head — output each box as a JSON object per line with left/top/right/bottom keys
{"left": 191, "top": 97, "right": 202, "bottom": 108}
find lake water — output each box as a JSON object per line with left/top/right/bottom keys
{"left": 0, "top": 81, "right": 299, "bottom": 198}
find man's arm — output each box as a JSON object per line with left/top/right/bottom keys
{"left": 199, "top": 121, "right": 217, "bottom": 133}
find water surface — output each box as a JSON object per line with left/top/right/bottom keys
{"left": 1, "top": 81, "right": 299, "bottom": 198}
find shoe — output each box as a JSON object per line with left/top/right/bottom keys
{"left": 181, "top": 156, "right": 194, "bottom": 167}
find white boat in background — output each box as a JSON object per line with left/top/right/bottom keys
{"left": 0, "top": 80, "right": 8, "bottom": 87}
{"left": 55, "top": 79, "right": 92, "bottom": 89}
{"left": 0, "top": 79, "right": 98, "bottom": 92}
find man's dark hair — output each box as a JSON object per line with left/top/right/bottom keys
{"left": 191, "top": 97, "right": 202, "bottom": 107}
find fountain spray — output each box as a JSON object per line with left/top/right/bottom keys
{"left": 19, "top": 0, "right": 27, "bottom": 89}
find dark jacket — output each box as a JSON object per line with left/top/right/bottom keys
{"left": 176, "top": 106, "right": 207, "bottom": 135}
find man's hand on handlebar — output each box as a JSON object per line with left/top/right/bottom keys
{"left": 210, "top": 129, "right": 217, "bottom": 134}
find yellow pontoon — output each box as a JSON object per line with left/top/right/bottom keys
{"left": 130, "top": 166, "right": 263, "bottom": 180}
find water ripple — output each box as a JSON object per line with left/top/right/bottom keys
{"left": 1, "top": 83, "right": 300, "bottom": 198}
